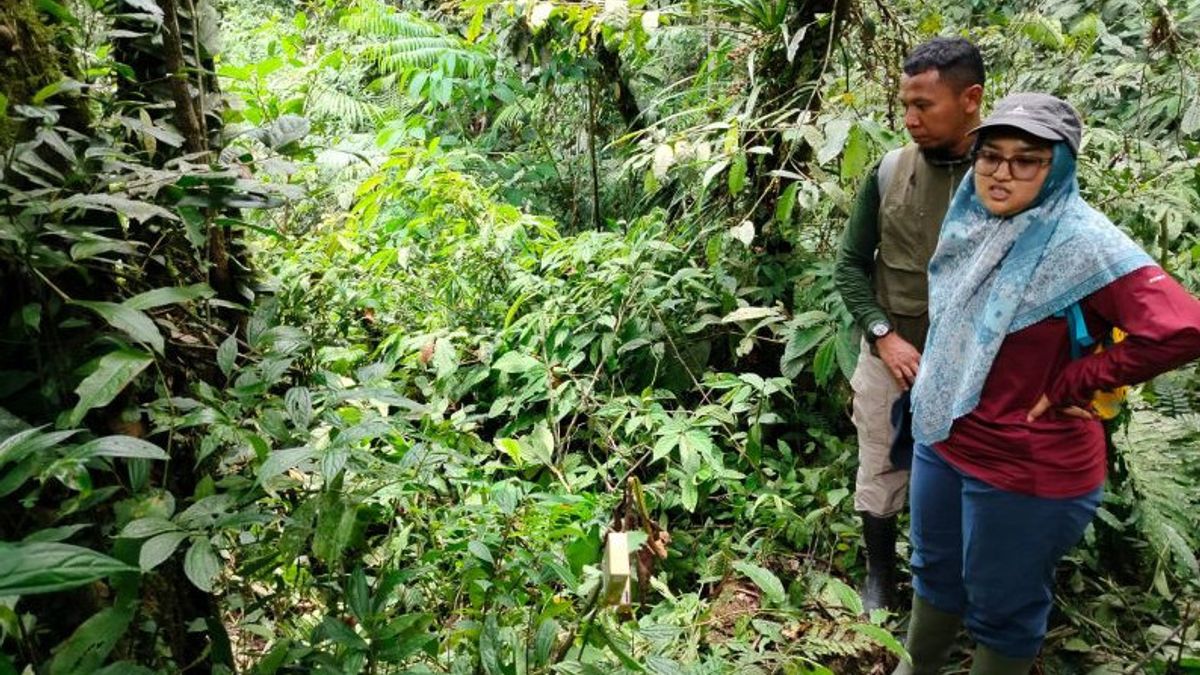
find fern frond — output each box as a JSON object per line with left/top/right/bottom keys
{"left": 306, "top": 85, "right": 386, "bottom": 129}
{"left": 1117, "top": 406, "right": 1200, "bottom": 582}
{"left": 365, "top": 41, "right": 471, "bottom": 73}
{"left": 340, "top": 8, "right": 443, "bottom": 39}
{"left": 1149, "top": 371, "right": 1194, "bottom": 417}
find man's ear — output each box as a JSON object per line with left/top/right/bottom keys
{"left": 961, "top": 84, "right": 984, "bottom": 114}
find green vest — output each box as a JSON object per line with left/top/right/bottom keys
{"left": 875, "top": 144, "right": 971, "bottom": 349}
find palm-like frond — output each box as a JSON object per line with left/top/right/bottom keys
{"left": 306, "top": 84, "right": 387, "bottom": 129}
{"left": 342, "top": 5, "right": 483, "bottom": 77}
{"left": 1113, "top": 403, "right": 1200, "bottom": 585}
{"left": 366, "top": 40, "right": 471, "bottom": 74}
{"left": 340, "top": 7, "right": 443, "bottom": 39}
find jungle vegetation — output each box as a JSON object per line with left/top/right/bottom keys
{"left": 1, "top": 0, "right": 1199, "bottom": 672}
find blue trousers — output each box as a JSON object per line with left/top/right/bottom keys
{"left": 909, "top": 443, "right": 1101, "bottom": 658}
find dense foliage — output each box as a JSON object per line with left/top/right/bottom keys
{"left": 1, "top": 0, "right": 1199, "bottom": 673}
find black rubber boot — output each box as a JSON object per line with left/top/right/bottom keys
{"left": 892, "top": 594, "right": 962, "bottom": 675}
{"left": 861, "top": 512, "right": 898, "bottom": 612}
{"left": 968, "top": 645, "right": 1035, "bottom": 675}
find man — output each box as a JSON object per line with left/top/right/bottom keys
{"left": 834, "top": 37, "right": 984, "bottom": 612}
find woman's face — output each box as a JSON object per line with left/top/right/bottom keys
{"left": 973, "top": 135, "right": 1054, "bottom": 217}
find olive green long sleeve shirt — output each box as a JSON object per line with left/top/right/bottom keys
{"left": 834, "top": 166, "right": 890, "bottom": 335}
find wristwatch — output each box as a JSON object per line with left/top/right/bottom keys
{"left": 867, "top": 320, "right": 893, "bottom": 343}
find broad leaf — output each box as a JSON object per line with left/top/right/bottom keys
{"left": 73, "top": 436, "right": 169, "bottom": 461}
{"left": 727, "top": 152, "right": 747, "bottom": 195}
{"left": 123, "top": 284, "right": 214, "bottom": 311}
{"left": 73, "top": 301, "right": 164, "bottom": 353}
{"left": 119, "top": 517, "right": 179, "bottom": 539}
{"left": 217, "top": 333, "right": 238, "bottom": 378}
{"left": 781, "top": 325, "right": 831, "bottom": 379}
{"left": 0, "top": 541, "right": 136, "bottom": 595}
{"left": 732, "top": 561, "right": 786, "bottom": 605}
{"left": 0, "top": 427, "right": 78, "bottom": 467}
{"left": 51, "top": 193, "right": 176, "bottom": 224}
{"left": 851, "top": 623, "right": 909, "bottom": 663}
{"left": 468, "top": 540, "right": 494, "bottom": 565}
{"left": 818, "top": 119, "right": 852, "bottom": 164}
{"left": 67, "top": 349, "right": 154, "bottom": 427}
{"left": 139, "top": 531, "right": 188, "bottom": 571}
{"left": 47, "top": 605, "right": 135, "bottom": 675}
{"left": 492, "top": 351, "right": 541, "bottom": 374}
{"left": 183, "top": 539, "right": 221, "bottom": 592}
{"left": 258, "top": 446, "right": 315, "bottom": 483}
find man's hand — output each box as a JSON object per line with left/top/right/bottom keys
{"left": 1027, "top": 394, "right": 1095, "bottom": 422}
{"left": 876, "top": 332, "right": 921, "bottom": 390}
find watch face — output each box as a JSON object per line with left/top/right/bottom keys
{"left": 871, "top": 322, "right": 891, "bottom": 337}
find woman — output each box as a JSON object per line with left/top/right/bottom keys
{"left": 896, "top": 93, "right": 1200, "bottom": 675}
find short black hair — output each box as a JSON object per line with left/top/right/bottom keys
{"left": 903, "top": 37, "right": 985, "bottom": 91}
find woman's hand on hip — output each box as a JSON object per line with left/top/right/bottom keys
{"left": 1027, "top": 394, "right": 1095, "bottom": 422}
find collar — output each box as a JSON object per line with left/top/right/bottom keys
{"left": 920, "top": 146, "right": 973, "bottom": 167}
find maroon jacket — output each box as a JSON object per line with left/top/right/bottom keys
{"left": 935, "top": 266, "right": 1200, "bottom": 497}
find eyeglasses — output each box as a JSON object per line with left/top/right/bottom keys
{"left": 973, "top": 150, "right": 1052, "bottom": 181}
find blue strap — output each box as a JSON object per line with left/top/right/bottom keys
{"left": 1055, "top": 303, "right": 1095, "bottom": 359}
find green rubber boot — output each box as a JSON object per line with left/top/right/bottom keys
{"left": 891, "top": 595, "right": 962, "bottom": 675}
{"left": 968, "top": 645, "right": 1035, "bottom": 675}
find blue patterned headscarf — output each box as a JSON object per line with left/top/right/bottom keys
{"left": 911, "top": 143, "right": 1154, "bottom": 444}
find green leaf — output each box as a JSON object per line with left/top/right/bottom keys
{"left": 1182, "top": 97, "right": 1200, "bottom": 136}
{"left": 727, "top": 153, "right": 747, "bottom": 195}
{"left": 67, "top": 349, "right": 154, "bottom": 427}
{"left": 835, "top": 325, "right": 859, "bottom": 382}
{"left": 22, "top": 525, "right": 90, "bottom": 543}
{"left": 250, "top": 114, "right": 312, "bottom": 150}
{"left": 93, "top": 664, "right": 155, "bottom": 675}
{"left": 183, "top": 539, "right": 221, "bottom": 592}
{"left": 70, "top": 238, "right": 140, "bottom": 261}
{"left": 468, "top": 540, "right": 494, "bottom": 565}
{"left": 775, "top": 182, "right": 798, "bottom": 225}
{"left": 313, "top": 495, "right": 357, "bottom": 565}
{"left": 32, "top": 77, "right": 83, "bottom": 104}
{"left": 119, "top": 517, "right": 179, "bottom": 539}
{"left": 346, "top": 567, "right": 371, "bottom": 622}
{"left": 813, "top": 338, "right": 838, "bottom": 386}
{"left": 733, "top": 561, "right": 786, "bottom": 605}
{"left": 47, "top": 605, "right": 135, "bottom": 675}
{"left": 35, "top": 0, "right": 79, "bottom": 25}
{"left": 0, "top": 541, "right": 136, "bottom": 596}
{"left": 73, "top": 436, "right": 169, "bottom": 460}
{"left": 257, "top": 446, "right": 315, "bottom": 483}
{"left": 1020, "top": 14, "right": 1065, "bottom": 50}
{"left": 850, "top": 623, "right": 908, "bottom": 663}
{"left": 679, "top": 476, "right": 697, "bottom": 513}
{"left": 123, "top": 284, "right": 214, "bottom": 311}
{"left": 492, "top": 351, "right": 541, "bottom": 374}
{"left": 478, "top": 614, "right": 504, "bottom": 675}
{"left": 781, "top": 325, "right": 831, "bottom": 379}
{"left": 121, "top": 0, "right": 163, "bottom": 20}
{"left": 51, "top": 193, "right": 176, "bottom": 224}
{"left": 139, "top": 531, "right": 188, "bottom": 571}
{"left": 822, "top": 575, "right": 864, "bottom": 614}
{"left": 217, "top": 333, "right": 238, "bottom": 378}
{"left": 73, "top": 301, "right": 164, "bottom": 353}
{"left": 818, "top": 119, "right": 852, "bottom": 164}
{"left": 595, "top": 624, "right": 645, "bottom": 671}
{"left": 841, "top": 125, "right": 870, "bottom": 180}
{"left": 0, "top": 427, "right": 78, "bottom": 468}
{"left": 532, "top": 618, "right": 559, "bottom": 666}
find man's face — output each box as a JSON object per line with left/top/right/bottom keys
{"left": 899, "top": 69, "right": 981, "bottom": 151}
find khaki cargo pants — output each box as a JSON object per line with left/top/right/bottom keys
{"left": 850, "top": 339, "right": 908, "bottom": 517}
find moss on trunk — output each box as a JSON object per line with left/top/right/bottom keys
{"left": 0, "top": 0, "right": 86, "bottom": 151}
